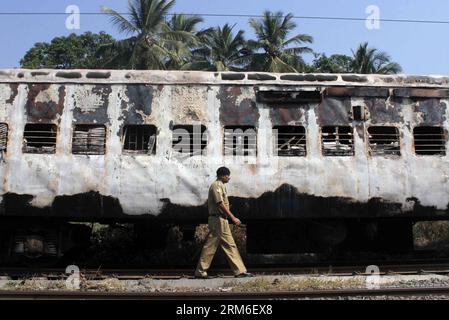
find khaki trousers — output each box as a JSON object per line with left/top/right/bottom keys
{"left": 195, "top": 216, "right": 247, "bottom": 276}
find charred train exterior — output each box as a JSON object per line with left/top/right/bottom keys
{"left": 1, "top": 69, "right": 449, "bottom": 255}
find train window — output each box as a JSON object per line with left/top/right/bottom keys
{"left": 0, "top": 123, "right": 8, "bottom": 154}
{"left": 273, "top": 126, "right": 306, "bottom": 156}
{"left": 72, "top": 124, "right": 106, "bottom": 155}
{"left": 352, "top": 105, "right": 365, "bottom": 121}
{"left": 413, "top": 126, "right": 446, "bottom": 155}
{"left": 123, "top": 125, "right": 157, "bottom": 155}
{"left": 224, "top": 125, "right": 257, "bottom": 156}
{"left": 256, "top": 90, "right": 322, "bottom": 104}
{"left": 23, "top": 123, "right": 57, "bottom": 154}
{"left": 172, "top": 124, "right": 207, "bottom": 156}
{"left": 321, "top": 126, "right": 354, "bottom": 156}
{"left": 368, "top": 126, "right": 400, "bottom": 156}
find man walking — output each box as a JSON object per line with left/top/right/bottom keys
{"left": 195, "top": 167, "right": 253, "bottom": 279}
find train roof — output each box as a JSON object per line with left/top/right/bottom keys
{"left": 1, "top": 69, "right": 449, "bottom": 89}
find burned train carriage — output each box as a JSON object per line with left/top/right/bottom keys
{"left": 0, "top": 69, "right": 448, "bottom": 259}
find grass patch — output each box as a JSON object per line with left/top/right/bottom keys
{"left": 227, "top": 277, "right": 364, "bottom": 292}
{"left": 82, "top": 277, "right": 124, "bottom": 291}
{"left": 414, "top": 221, "right": 449, "bottom": 250}
{"left": 4, "top": 279, "right": 66, "bottom": 291}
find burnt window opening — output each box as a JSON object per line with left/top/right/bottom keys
{"left": 172, "top": 124, "right": 207, "bottom": 156}
{"left": 273, "top": 126, "right": 306, "bottom": 156}
{"left": 123, "top": 125, "right": 157, "bottom": 155}
{"left": 413, "top": 126, "right": 446, "bottom": 156}
{"left": 352, "top": 105, "right": 365, "bottom": 121}
{"left": 321, "top": 126, "right": 354, "bottom": 156}
{"left": 23, "top": 123, "right": 57, "bottom": 154}
{"left": 0, "top": 123, "right": 8, "bottom": 154}
{"left": 256, "top": 90, "right": 322, "bottom": 104}
{"left": 368, "top": 126, "right": 401, "bottom": 156}
{"left": 224, "top": 125, "right": 257, "bottom": 156}
{"left": 72, "top": 124, "right": 106, "bottom": 155}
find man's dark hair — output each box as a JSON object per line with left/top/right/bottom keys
{"left": 216, "top": 166, "right": 231, "bottom": 177}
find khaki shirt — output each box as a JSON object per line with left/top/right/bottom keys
{"left": 208, "top": 180, "right": 230, "bottom": 218}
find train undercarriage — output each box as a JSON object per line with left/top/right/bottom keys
{"left": 0, "top": 215, "right": 440, "bottom": 266}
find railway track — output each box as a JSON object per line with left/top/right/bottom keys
{"left": 1, "top": 262, "right": 449, "bottom": 300}
{"left": 2, "top": 262, "right": 449, "bottom": 280}
{"left": 1, "top": 286, "right": 449, "bottom": 300}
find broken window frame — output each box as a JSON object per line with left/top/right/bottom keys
{"left": 23, "top": 123, "right": 57, "bottom": 154}
{"left": 413, "top": 126, "right": 446, "bottom": 156}
{"left": 0, "top": 122, "right": 8, "bottom": 152}
{"left": 273, "top": 125, "right": 307, "bottom": 157}
{"left": 223, "top": 125, "right": 257, "bottom": 157}
{"left": 72, "top": 124, "right": 107, "bottom": 155}
{"left": 321, "top": 126, "right": 354, "bottom": 156}
{"left": 171, "top": 124, "right": 207, "bottom": 157}
{"left": 256, "top": 90, "right": 322, "bottom": 104}
{"left": 367, "top": 126, "right": 401, "bottom": 156}
{"left": 122, "top": 124, "right": 157, "bottom": 155}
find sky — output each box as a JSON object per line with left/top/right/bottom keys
{"left": 0, "top": 0, "right": 448, "bottom": 75}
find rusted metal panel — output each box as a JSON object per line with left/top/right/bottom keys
{"left": 218, "top": 86, "right": 259, "bottom": 126}
{"left": 256, "top": 89, "right": 322, "bottom": 104}
{"left": 365, "top": 98, "right": 404, "bottom": 124}
{"left": 25, "top": 84, "right": 65, "bottom": 122}
{"left": 170, "top": 85, "right": 209, "bottom": 123}
{"left": 269, "top": 107, "right": 309, "bottom": 126}
{"left": 5, "top": 84, "right": 18, "bottom": 104}
{"left": 316, "top": 97, "right": 352, "bottom": 126}
{"left": 413, "top": 99, "right": 447, "bottom": 125}
{"left": 325, "top": 87, "right": 389, "bottom": 97}
{"left": 72, "top": 85, "right": 111, "bottom": 124}
{"left": 393, "top": 88, "right": 449, "bottom": 98}
{"left": 120, "top": 85, "right": 154, "bottom": 125}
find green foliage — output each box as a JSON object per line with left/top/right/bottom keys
{"left": 248, "top": 11, "right": 313, "bottom": 73}
{"left": 310, "top": 43, "right": 402, "bottom": 74}
{"left": 20, "top": 32, "right": 116, "bottom": 69}
{"left": 351, "top": 42, "right": 402, "bottom": 74}
{"left": 19, "top": 2, "right": 403, "bottom": 75}
{"left": 414, "top": 221, "right": 449, "bottom": 249}
{"left": 100, "top": 0, "right": 197, "bottom": 69}
{"left": 164, "top": 14, "right": 206, "bottom": 70}
{"left": 185, "top": 23, "right": 251, "bottom": 71}
{"left": 310, "top": 53, "right": 353, "bottom": 73}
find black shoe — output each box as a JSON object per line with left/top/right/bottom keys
{"left": 235, "top": 272, "right": 254, "bottom": 278}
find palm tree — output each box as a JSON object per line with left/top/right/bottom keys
{"left": 100, "top": 0, "right": 195, "bottom": 69}
{"left": 164, "top": 14, "right": 205, "bottom": 69}
{"left": 185, "top": 23, "right": 250, "bottom": 71}
{"left": 351, "top": 42, "right": 402, "bottom": 74}
{"left": 248, "top": 11, "right": 313, "bottom": 73}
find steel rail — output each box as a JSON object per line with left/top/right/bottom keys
{"left": 1, "top": 286, "right": 449, "bottom": 300}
